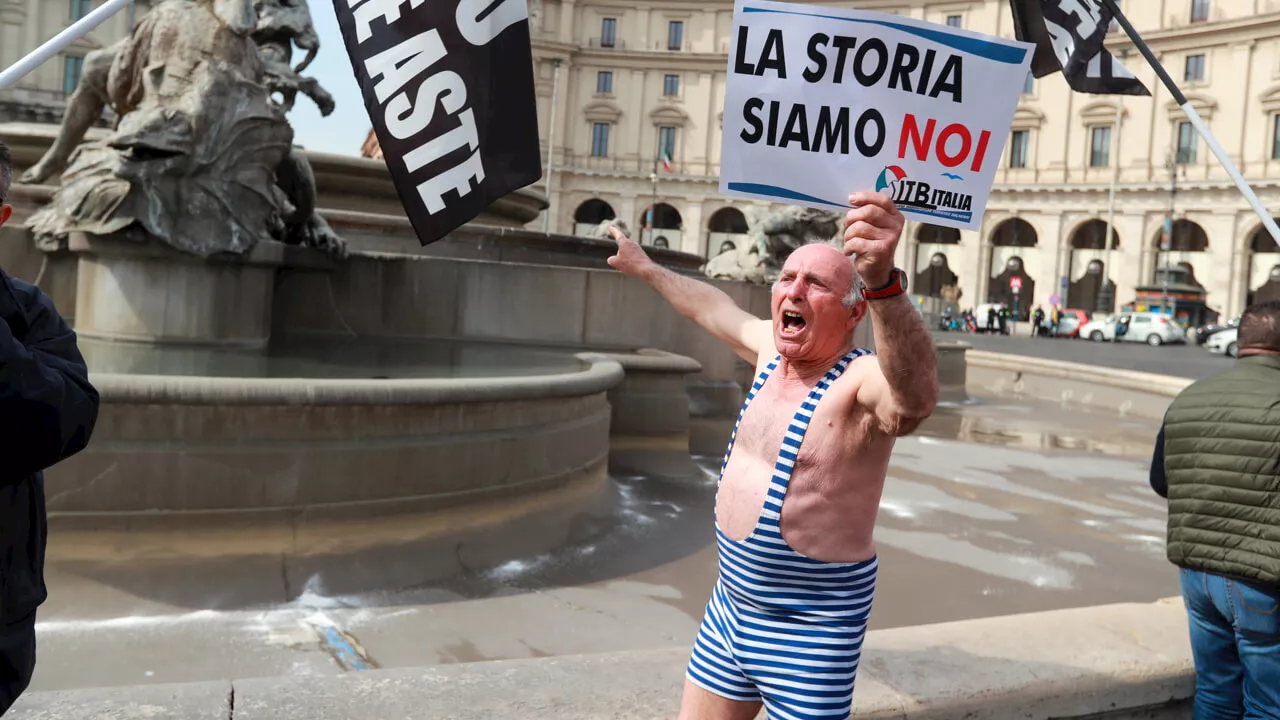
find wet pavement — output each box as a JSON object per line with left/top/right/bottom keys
{"left": 29, "top": 394, "right": 1176, "bottom": 693}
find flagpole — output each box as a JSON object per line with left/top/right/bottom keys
{"left": 1100, "top": 85, "right": 1123, "bottom": 314}
{"left": 0, "top": 0, "right": 131, "bottom": 89}
{"left": 541, "top": 58, "right": 561, "bottom": 234}
{"left": 649, "top": 155, "right": 658, "bottom": 245}
{"left": 1100, "top": 0, "right": 1280, "bottom": 249}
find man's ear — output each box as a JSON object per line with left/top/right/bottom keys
{"left": 0, "top": 204, "right": 12, "bottom": 228}
{"left": 847, "top": 299, "right": 867, "bottom": 331}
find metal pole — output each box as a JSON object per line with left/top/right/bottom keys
{"left": 0, "top": 0, "right": 131, "bottom": 89}
{"left": 648, "top": 156, "right": 657, "bottom": 244}
{"left": 1101, "top": 92, "right": 1123, "bottom": 313}
{"left": 541, "top": 58, "right": 561, "bottom": 234}
{"left": 1100, "top": 0, "right": 1280, "bottom": 248}
{"left": 1163, "top": 155, "right": 1176, "bottom": 316}
{"left": 128, "top": 0, "right": 136, "bottom": 28}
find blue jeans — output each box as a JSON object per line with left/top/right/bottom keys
{"left": 1180, "top": 568, "right": 1280, "bottom": 719}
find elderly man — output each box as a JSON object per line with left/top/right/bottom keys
{"left": 607, "top": 191, "right": 937, "bottom": 720}
{"left": 0, "top": 141, "right": 100, "bottom": 713}
{"left": 1148, "top": 299, "right": 1280, "bottom": 720}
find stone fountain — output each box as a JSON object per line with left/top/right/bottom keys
{"left": 0, "top": 0, "right": 792, "bottom": 564}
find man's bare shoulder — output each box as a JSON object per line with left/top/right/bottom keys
{"left": 828, "top": 351, "right": 880, "bottom": 408}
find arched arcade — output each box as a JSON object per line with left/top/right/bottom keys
{"left": 912, "top": 224, "right": 962, "bottom": 301}
{"left": 987, "top": 218, "right": 1038, "bottom": 321}
{"left": 708, "top": 207, "right": 749, "bottom": 258}
{"left": 1066, "top": 219, "right": 1120, "bottom": 313}
{"left": 639, "top": 203, "right": 682, "bottom": 247}
{"left": 573, "top": 199, "right": 616, "bottom": 236}
{"left": 1248, "top": 222, "right": 1280, "bottom": 306}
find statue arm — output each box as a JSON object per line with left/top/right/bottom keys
{"left": 107, "top": 11, "right": 158, "bottom": 115}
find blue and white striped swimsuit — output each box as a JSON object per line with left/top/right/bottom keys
{"left": 687, "top": 350, "right": 879, "bottom": 720}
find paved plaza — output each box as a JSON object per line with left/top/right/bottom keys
{"left": 27, "top": 390, "right": 1174, "bottom": 693}
{"left": 932, "top": 329, "right": 1232, "bottom": 380}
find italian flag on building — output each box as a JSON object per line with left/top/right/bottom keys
{"left": 660, "top": 151, "right": 672, "bottom": 173}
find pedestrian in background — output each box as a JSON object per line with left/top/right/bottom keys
{"left": 0, "top": 141, "right": 100, "bottom": 715}
{"left": 1149, "top": 299, "right": 1280, "bottom": 719}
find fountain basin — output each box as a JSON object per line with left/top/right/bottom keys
{"left": 48, "top": 348, "right": 623, "bottom": 519}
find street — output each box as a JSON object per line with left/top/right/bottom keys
{"left": 933, "top": 329, "right": 1232, "bottom": 380}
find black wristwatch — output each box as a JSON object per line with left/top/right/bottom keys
{"left": 863, "top": 268, "right": 908, "bottom": 300}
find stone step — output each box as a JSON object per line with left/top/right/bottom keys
{"left": 8, "top": 597, "right": 1194, "bottom": 720}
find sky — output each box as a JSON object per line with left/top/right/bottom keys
{"left": 287, "top": 3, "right": 369, "bottom": 157}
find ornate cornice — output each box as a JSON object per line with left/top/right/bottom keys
{"left": 1166, "top": 92, "right": 1217, "bottom": 121}
{"left": 583, "top": 100, "right": 623, "bottom": 123}
{"left": 1011, "top": 105, "right": 1045, "bottom": 130}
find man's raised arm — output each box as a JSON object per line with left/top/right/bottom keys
{"left": 606, "top": 226, "right": 767, "bottom": 363}
{"left": 842, "top": 192, "right": 938, "bottom": 437}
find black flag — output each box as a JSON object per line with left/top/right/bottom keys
{"left": 1009, "top": 0, "right": 1149, "bottom": 95}
{"left": 332, "top": 0, "right": 544, "bottom": 245}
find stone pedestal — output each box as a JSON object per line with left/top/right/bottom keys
{"left": 936, "top": 339, "right": 970, "bottom": 404}
{"left": 68, "top": 233, "right": 327, "bottom": 348}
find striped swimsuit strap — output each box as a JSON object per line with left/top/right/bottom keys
{"left": 718, "top": 349, "right": 870, "bottom": 510}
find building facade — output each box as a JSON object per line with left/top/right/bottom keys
{"left": 530, "top": 0, "right": 1280, "bottom": 323}
{"left": 0, "top": 0, "right": 148, "bottom": 125}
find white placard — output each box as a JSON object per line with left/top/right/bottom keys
{"left": 719, "top": 0, "right": 1034, "bottom": 230}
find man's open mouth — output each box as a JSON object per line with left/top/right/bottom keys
{"left": 781, "top": 310, "right": 807, "bottom": 335}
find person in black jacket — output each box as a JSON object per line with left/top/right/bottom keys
{"left": 0, "top": 141, "right": 99, "bottom": 715}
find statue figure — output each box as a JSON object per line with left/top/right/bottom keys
{"left": 585, "top": 218, "right": 629, "bottom": 239}
{"left": 704, "top": 205, "right": 843, "bottom": 284}
{"left": 25, "top": 0, "right": 345, "bottom": 259}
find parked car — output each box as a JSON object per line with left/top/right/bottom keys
{"left": 1193, "top": 317, "right": 1239, "bottom": 345}
{"left": 1204, "top": 326, "right": 1239, "bottom": 357}
{"left": 1053, "top": 308, "right": 1090, "bottom": 338}
{"left": 1080, "top": 311, "right": 1187, "bottom": 346}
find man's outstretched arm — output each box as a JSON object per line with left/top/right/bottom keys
{"left": 606, "top": 226, "right": 768, "bottom": 363}
{"left": 843, "top": 192, "right": 938, "bottom": 437}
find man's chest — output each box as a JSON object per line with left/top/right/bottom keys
{"left": 733, "top": 380, "right": 855, "bottom": 464}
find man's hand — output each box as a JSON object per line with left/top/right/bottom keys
{"left": 605, "top": 225, "right": 657, "bottom": 278}
{"left": 842, "top": 191, "right": 905, "bottom": 290}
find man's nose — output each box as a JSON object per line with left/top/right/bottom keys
{"left": 785, "top": 278, "right": 808, "bottom": 299}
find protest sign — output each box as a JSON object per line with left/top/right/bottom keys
{"left": 332, "top": 0, "right": 543, "bottom": 246}
{"left": 719, "top": 0, "right": 1034, "bottom": 230}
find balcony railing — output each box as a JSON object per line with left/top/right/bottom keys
{"left": 562, "top": 153, "right": 717, "bottom": 177}
{"left": 585, "top": 37, "right": 626, "bottom": 49}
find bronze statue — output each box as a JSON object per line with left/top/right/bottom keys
{"left": 26, "top": 0, "right": 345, "bottom": 258}
{"left": 704, "top": 205, "right": 843, "bottom": 284}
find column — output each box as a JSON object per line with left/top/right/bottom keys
{"left": 619, "top": 195, "right": 637, "bottom": 236}
{"left": 1053, "top": 215, "right": 1071, "bottom": 308}
{"left": 693, "top": 71, "right": 713, "bottom": 171}
{"left": 558, "top": 0, "right": 576, "bottom": 43}
{"left": 682, "top": 202, "right": 704, "bottom": 256}
{"left": 560, "top": 62, "right": 579, "bottom": 168}
{"left": 0, "top": 2, "right": 28, "bottom": 71}
{"left": 636, "top": 8, "right": 651, "bottom": 50}
{"left": 631, "top": 69, "right": 647, "bottom": 165}
{"left": 1112, "top": 213, "right": 1144, "bottom": 313}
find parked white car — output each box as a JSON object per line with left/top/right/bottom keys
{"left": 1205, "top": 326, "right": 1239, "bottom": 357}
{"left": 1080, "top": 311, "right": 1188, "bottom": 346}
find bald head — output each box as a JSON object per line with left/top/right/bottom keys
{"left": 778, "top": 243, "right": 863, "bottom": 308}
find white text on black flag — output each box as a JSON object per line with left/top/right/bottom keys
{"left": 333, "top": 0, "right": 544, "bottom": 244}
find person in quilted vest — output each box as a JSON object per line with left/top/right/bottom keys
{"left": 1149, "top": 299, "right": 1280, "bottom": 719}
